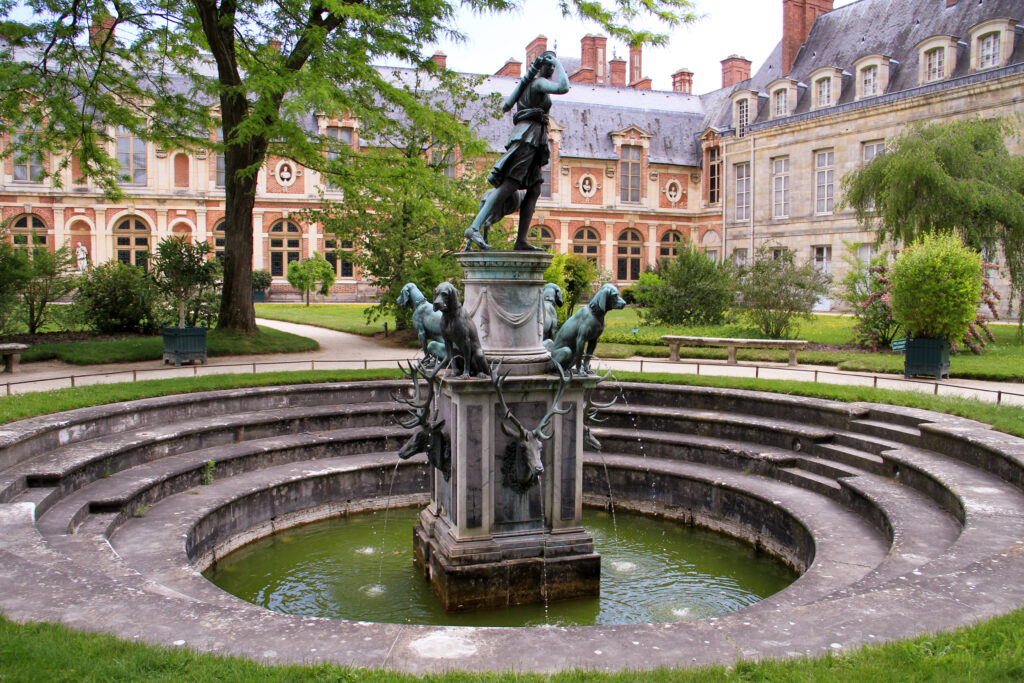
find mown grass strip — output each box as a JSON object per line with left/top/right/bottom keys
{"left": 20, "top": 327, "right": 319, "bottom": 366}
{"left": 255, "top": 303, "right": 396, "bottom": 336}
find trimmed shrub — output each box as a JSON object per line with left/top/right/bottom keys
{"left": 890, "top": 232, "right": 982, "bottom": 341}
{"left": 737, "top": 243, "right": 831, "bottom": 339}
{"left": 75, "top": 261, "right": 161, "bottom": 334}
{"left": 633, "top": 246, "right": 735, "bottom": 325}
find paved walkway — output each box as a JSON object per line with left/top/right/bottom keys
{"left": 2, "top": 319, "right": 1023, "bottom": 406}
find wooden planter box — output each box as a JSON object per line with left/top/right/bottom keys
{"left": 253, "top": 290, "right": 266, "bottom": 303}
{"left": 903, "top": 337, "right": 949, "bottom": 380}
{"left": 163, "top": 326, "right": 208, "bottom": 366}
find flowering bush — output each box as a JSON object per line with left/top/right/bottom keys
{"left": 837, "top": 245, "right": 901, "bottom": 350}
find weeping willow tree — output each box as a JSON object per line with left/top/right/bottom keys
{"left": 841, "top": 118, "right": 1024, "bottom": 325}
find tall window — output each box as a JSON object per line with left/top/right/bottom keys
{"left": 529, "top": 225, "right": 555, "bottom": 251}
{"left": 925, "top": 47, "right": 944, "bottom": 81}
{"left": 813, "top": 245, "right": 832, "bottom": 276}
{"left": 11, "top": 215, "right": 46, "bottom": 250}
{"left": 861, "top": 65, "right": 878, "bottom": 97}
{"left": 12, "top": 132, "right": 43, "bottom": 182}
{"left": 815, "top": 77, "right": 831, "bottom": 107}
{"left": 772, "top": 157, "right": 790, "bottom": 219}
{"left": 732, "top": 247, "right": 748, "bottom": 267}
{"left": 773, "top": 89, "right": 788, "bottom": 117}
{"left": 708, "top": 147, "right": 721, "bottom": 204}
{"left": 736, "top": 99, "right": 749, "bottom": 134}
{"left": 734, "top": 162, "right": 751, "bottom": 221}
{"left": 659, "top": 231, "right": 682, "bottom": 260}
{"left": 979, "top": 33, "right": 1000, "bottom": 69}
{"left": 324, "top": 238, "right": 354, "bottom": 278}
{"left": 114, "top": 217, "right": 151, "bottom": 269}
{"left": 619, "top": 145, "right": 641, "bottom": 202}
{"left": 616, "top": 230, "right": 643, "bottom": 281}
{"left": 814, "top": 149, "right": 835, "bottom": 214}
{"left": 324, "top": 126, "right": 353, "bottom": 190}
{"left": 214, "top": 129, "right": 226, "bottom": 188}
{"left": 862, "top": 140, "right": 885, "bottom": 163}
{"left": 213, "top": 221, "right": 226, "bottom": 261}
{"left": 116, "top": 127, "right": 147, "bottom": 185}
{"left": 572, "top": 227, "right": 600, "bottom": 264}
{"left": 539, "top": 165, "right": 552, "bottom": 198}
{"left": 269, "top": 220, "right": 301, "bottom": 277}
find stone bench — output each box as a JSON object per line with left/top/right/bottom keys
{"left": 661, "top": 335, "right": 808, "bottom": 366}
{"left": 0, "top": 343, "right": 28, "bottom": 374}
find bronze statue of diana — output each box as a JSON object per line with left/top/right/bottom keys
{"left": 464, "top": 50, "right": 569, "bottom": 252}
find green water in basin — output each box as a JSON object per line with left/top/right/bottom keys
{"left": 205, "top": 507, "right": 797, "bottom": 627}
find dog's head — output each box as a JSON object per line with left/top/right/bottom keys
{"left": 397, "top": 282, "right": 416, "bottom": 308}
{"left": 432, "top": 282, "right": 460, "bottom": 314}
{"left": 542, "top": 282, "right": 564, "bottom": 307}
{"left": 589, "top": 283, "right": 626, "bottom": 314}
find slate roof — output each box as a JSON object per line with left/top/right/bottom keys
{"left": 709, "top": 0, "right": 1024, "bottom": 130}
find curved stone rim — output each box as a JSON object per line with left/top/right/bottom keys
{"left": 1, "top": 380, "right": 1024, "bottom": 674}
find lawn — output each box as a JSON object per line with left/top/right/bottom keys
{"left": 2, "top": 369, "right": 1024, "bottom": 680}
{"left": 20, "top": 326, "right": 318, "bottom": 366}
{"left": 255, "top": 303, "right": 396, "bottom": 336}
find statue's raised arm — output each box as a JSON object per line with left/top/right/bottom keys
{"left": 464, "top": 51, "right": 570, "bottom": 252}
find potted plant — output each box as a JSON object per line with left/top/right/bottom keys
{"left": 152, "top": 236, "right": 221, "bottom": 366}
{"left": 252, "top": 269, "right": 272, "bottom": 303}
{"left": 889, "top": 233, "right": 981, "bottom": 379}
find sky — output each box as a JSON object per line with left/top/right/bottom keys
{"left": 431, "top": 0, "right": 859, "bottom": 95}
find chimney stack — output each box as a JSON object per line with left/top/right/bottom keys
{"left": 526, "top": 35, "right": 548, "bottom": 68}
{"left": 609, "top": 56, "right": 627, "bottom": 87}
{"left": 672, "top": 68, "right": 694, "bottom": 94}
{"left": 629, "top": 44, "right": 643, "bottom": 86}
{"left": 721, "top": 55, "right": 752, "bottom": 88}
{"left": 89, "top": 14, "right": 116, "bottom": 47}
{"left": 431, "top": 51, "right": 447, "bottom": 68}
{"left": 495, "top": 58, "right": 522, "bottom": 77}
{"left": 782, "top": 0, "right": 834, "bottom": 75}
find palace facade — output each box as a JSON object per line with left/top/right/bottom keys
{"left": 2, "top": 0, "right": 1022, "bottom": 310}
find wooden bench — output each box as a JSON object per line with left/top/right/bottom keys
{"left": 661, "top": 336, "right": 808, "bottom": 366}
{"left": 0, "top": 343, "right": 29, "bottom": 374}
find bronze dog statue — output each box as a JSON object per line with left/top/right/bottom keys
{"left": 542, "top": 282, "right": 563, "bottom": 341}
{"left": 433, "top": 282, "right": 490, "bottom": 379}
{"left": 544, "top": 283, "right": 625, "bottom": 375}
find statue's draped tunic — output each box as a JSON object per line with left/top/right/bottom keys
{"left": 487, "top": 84, "right": 552, "bottom": 190}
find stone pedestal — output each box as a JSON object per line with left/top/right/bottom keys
{"left": 411, "top": 251, "right": 600, "bottom": 611}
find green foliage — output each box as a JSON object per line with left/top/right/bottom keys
{"left": 201, "top": 460, "right": 216, "bottom": 486}
{"left": 151, "top": 237, "right": 220, "bottom": 328}
{"left": 74, "top": 261, "right": 160, "bottom": 335}
{"left": 251, "top": 270, "right": 273, "bottom": 293}
{"left": 287, "top": 253, "right": 336, "bottom": 307}
{"left": 545, "top": 253, "right": 598, "bottom": 323}
{"left": 836, "top": 243, "right": 901, "bottom": 350}
{"left": 633, "top": 245, "right": 735, "bottom": 325}
{"left": 0, "top": 230, "right": 31, "bottom": 333}
{"left": 737, "top": 244, "right": 831, "bottom": 339}
{"left": 890, "top": 233, "right": 982, "bottom": 341}
{"left": 16, "top": 238, "right": 79, "bottom": 334}
{"left": 841, "top": 118, "right": 1024, "bottom": 320}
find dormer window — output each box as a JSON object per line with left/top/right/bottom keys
{"left": 815, "top": 78, "right": 831, "bottom": 107}
{"left": 925, "top": 48, "right": 944, "bottom": 81}
{"left": 861, "top": 66, "right": 877, "bottom": 96}
{"left": 730, "top": 92, "right": 757, "bottom": 135}
{"left": 978, "top": 33, "right": 1000, "bottom": 69}
{"left": 853, "top": 55, "right": 890, "bottom": 101}
{"left": 969, "top": 19, "right": 1015, "bottom": 72}
{"left": 737, "top": 99, "right": 749, "bottom": 132}
{"left": 916, "top": 36, "right": 956, "bottom": 84}
{"left": 809, "top": 68, "right": 841, "bottom": 110}
{"left": 774, "top": 89, "right": 788, "bottom": 117}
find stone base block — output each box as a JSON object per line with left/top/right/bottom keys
{"left": 413, "top": 523, "right": 600, "bottom": 612}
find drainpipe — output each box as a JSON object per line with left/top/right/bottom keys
{"left": 749, "top": 133, "right": 755, "bottom": 258}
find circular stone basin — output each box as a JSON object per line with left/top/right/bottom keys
{"left": 205, "top": 507, "right": 796, "bottom": 627}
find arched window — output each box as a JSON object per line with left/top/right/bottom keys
{"left": 616, "top": 229, "right": 643, "bottom": 281}
{"left": 171, "top": 223, "right": 192, "bottom": 243}
{"left": 212, "top": 221, "right": 226, "bottom": 261}
{"left": 324, "top": 237, "right": 354, "bottom": 279}
{"left": 269, "top": 220, "right": 301, "bottom": 277}
{"left": 529, "top": 225, "right": 555, "bottom": 252}
{"left": 659, "top": 231, "right": 682, "bottom": 260}
{"left": 572, "top": 227, "right": 599, "bottom": 264}
{"left": 114, "top": 216, "right": 151, "bottom": 269}
{"left": 701, "top": 229, "right": 721, "bottom": 263}
{"left": 10, "top": 214, "right": 46, "bottom": 250}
